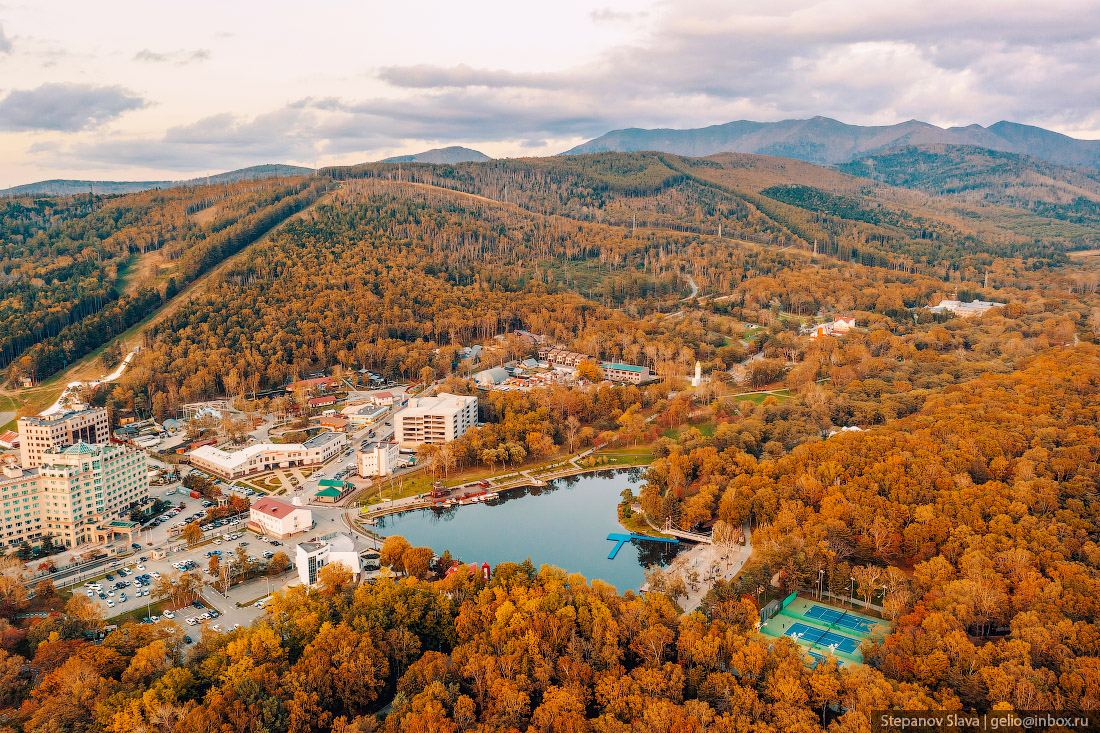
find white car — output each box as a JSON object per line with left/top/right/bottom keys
{"left": 213, "top": 539, "right": 222, "bottom": 545}
{"left": 150, "top": 615, "right": 160, "bottom": 622}
{"left": 107, "top": 600, "right": 115, "bottom": 607}
{"left": 87, "top": 590, "right": 94, "bottom": 597}
{"left": 212, "top": 624, "right": 222, "bottom": 632}
{"left": 136, "top": 565, "right": 145, "bottom": 571}
{"left": 163, "top": 610, "right": 175, "bottom": 619}
{"left": 150, "top": 571, "right": 161, "bottom": 579}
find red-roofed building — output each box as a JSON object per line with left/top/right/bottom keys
{"left": 308, "top": 395, "right": 337, "bottom": 409}
{"left": 0, "top": 430, "right": 19, "bottom": 449}
{"left": 287, "top": 376, "right": 335, "bottom": 393}
{"left": 248, "top": 497, "right": 313, "bottom": 538}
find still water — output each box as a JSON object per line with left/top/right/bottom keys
{"left": 375, "top": 468, "right": 680, "bottom": 591}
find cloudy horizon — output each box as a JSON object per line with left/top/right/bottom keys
{"left": 1, "top": 0, "right": 1098, "bottom": 187}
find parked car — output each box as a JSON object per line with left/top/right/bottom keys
{"left": 163, "top": 610, "right": 175, "bottom": 619}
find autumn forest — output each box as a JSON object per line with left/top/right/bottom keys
{"left": 2, "top": 148, "right": 1100, "bottom": 732}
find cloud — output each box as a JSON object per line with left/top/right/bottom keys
{"left": 589, "top": 8, "right": 643, "bottom": 23}
{"left": 365, "top": 0, "right": 1100, "bottom": 140}
{"left": 0, "top": 23, "right": 11, "bottom": 54}
{"left": 133, "top": 48, "right": 210, "bottom": 64}
{"left": 376, "top": 64, "right": 564, "bottom": 90}
{"left": 41, "top": 107, "right": 326, "bottom": 171}
{"left": 0, "top": 83, "right": 147, "bottom": 132}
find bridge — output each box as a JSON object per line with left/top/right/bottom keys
{"left": 656, "top": 517, "right": 713, "bottom": 544}
{"left": 606, "top": 532, "right": 679, "bottom": 559}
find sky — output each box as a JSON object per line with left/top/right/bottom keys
{"left": 0, "top": 0, "right": 1098, "bottom": 187}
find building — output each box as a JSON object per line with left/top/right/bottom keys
{"left": 287, "top": 376, "right": 334, "bottom": 392}
{"left": 808, "top": 317, "right": 858, "bottom": 341}
{"left": 929, "top": 298, "right": 1005, "bottom": 318}
{"left": 248, "top": 496, "right": 313, "bottom": 538}
{"left": 295, "top": 532, "right": 360, "bottom": 586}
{"left": 394, "top": 393, "right": 478, "bottom": 447}
{"left": 341, "top": 403, "right": 389, "bottom": 427}
{"left": 38, "top": 442, "right": 147, "bottom": 548}
{"left": 538, "top": 347, "right": 588, "bottom": 368}
{"left": 308, "top": 395, "right": 337, "bottom": 410}
{"left": 473, "top": 366, "right": 509, "bottom": 387}
{"left": 358, "top": 441, "right": 399, "bottom": 477}
{"left": 600, "top": 363, "right": 652, "bottom": 384}
{"left": 18, "top": 407, "right": 110, "bottom": 469}
{"left": 0, "top": 430, "right": 19, "bottom": 449}
{"left": 317, "top": 415, "right": 349, "bottom": 432}
{"left": 0, "top": 461, "right": 44, "bottom": 552}
{"left": 189, "top": 432, "right": 347, "bottom": 480}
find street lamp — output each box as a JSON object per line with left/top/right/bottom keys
{"left": 849, "top": 576, "right": 856, "bottom": 607}
{"left": 818, "top": 569, "right": 825, "bottom": 600}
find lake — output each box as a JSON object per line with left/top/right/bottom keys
{"left": 374, "top": 468, "right": 680, "bottom": 591}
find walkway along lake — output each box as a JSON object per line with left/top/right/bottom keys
{"left": 374, "top": 468, "right": 680, "bottom": 591}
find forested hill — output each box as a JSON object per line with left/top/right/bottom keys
{"left": 381, "top": 146, "right": 490, "bottom": 164}
{"left": 0, "top": 164, "right": 315, "bottom": 197}
{"left": 329, "top": 150, "right": 1098, "bottom": 269}
{"left": 2, "top": 175, "right": 328, "bottom": 384}
{"left": 835, "top": 144, "right": 1100, "bottom": 222}
{"left": 564, "top": 116, "right": 1100, "bottom": 169}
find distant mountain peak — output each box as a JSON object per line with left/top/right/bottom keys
{"left": 381, "top": 146, "right": 491, "bottom": 164}
{"left": 0, "top": 163, "right": 315, "bottom": 197}
{"left": 564, "top": 118, "right": 1100, "bottom": 170}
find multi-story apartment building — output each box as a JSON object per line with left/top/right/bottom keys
{"left": 394, "top": 393, "right": 478, "bottom": 447}
{"left": 600, "top": 363, "right": 652, "bottom": 384}
{"left": 37, "top": 442, "right": 148, "bottom": 548}
{"left": 18, "top": 407, "right": 110, "bottom": 469}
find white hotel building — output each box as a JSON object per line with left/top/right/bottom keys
{"left": 189, "top": 431, "right": 346, "bottom": 480}
{"left": 394, "top": 393, "right": 478, "bottom": 447}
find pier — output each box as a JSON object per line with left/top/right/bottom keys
{"left": 606, "top": 532, "right": 679, "bottom": 559}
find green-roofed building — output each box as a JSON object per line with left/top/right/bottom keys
{"left": 315, "top": 485, "right": 347, "bottom": 504}
{"left": 600, "top": 362, "right": 653, "bottom": 384}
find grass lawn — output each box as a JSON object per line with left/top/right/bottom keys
{"left": 733, "top": 389, "right": 792, "bottom": 406}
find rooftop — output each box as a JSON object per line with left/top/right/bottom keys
{"left": 602, "top": 363, "right": 645, "bottom": 372}
{"left": 251, "top": 497, "right": 306, "bottom": 519}
{"left": 315, "top": 487, "right": 343, "bottom": 498}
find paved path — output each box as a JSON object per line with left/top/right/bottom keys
{"left": 41, "top": 347, "right": 140, "bottom": 416}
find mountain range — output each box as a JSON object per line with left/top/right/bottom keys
{"left": 381, "top": 146, "right": 490, "bottom": 164}
{"left": 564, "top": 117, "right": 1100, "bottom": 170}
{"left": 0, "top": 163, "right": 315, "bottom": 197}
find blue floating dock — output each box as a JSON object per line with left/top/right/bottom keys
{"left": 606, "top": 532, "right": 679, "bottom": 559}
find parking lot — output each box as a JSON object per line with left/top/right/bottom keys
{"left": 75, "top": 522, "right": 289, "bottom": 642}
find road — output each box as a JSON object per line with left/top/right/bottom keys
{"left": 41, "top": 346, "right": 141, "bottom": 416}
{"left": 682, "top": 274, "right": 699, "bottom": 301}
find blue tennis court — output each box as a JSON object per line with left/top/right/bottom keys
{"left": 804, "top": 604, "right": 878, "bottom": 633}
{"left": 784, "top": 622, "right": 860, "bottom": 653}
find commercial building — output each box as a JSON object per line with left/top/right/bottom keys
{"left": 929, "top": 299, "right": 1005, "bottom": 318}
{"left": 38, "top": 442, "right": 147, "bottom": 548}
{"left": 600, "top": 363, "right": 652, "bottom": 384}
{"left": 358, "top": 441, "right": 399, "bottom": 477}
{"left": 341, "top": 403, "right": 389, "bottom": 427}
{"left": 394, "top": 393, "right": 478, "bottom": 447}
{"left": 248, "top": 496, "right": 313, "bottom": 538}
{"left": 0, "top": 430, "right": 19, "bottom": 449}
{"left": 474, "top": 367, "right": 509, "bottom": 387}
{"left": 295, "top": 532, "right": 361, "bottom": 586}
{"left": 189, "top": 432, "right": 347, "bottom": 480}
{"left": 18, "top": 406, "right": 110, "bottom": 469}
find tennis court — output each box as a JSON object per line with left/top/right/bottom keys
{"left": 804, "top": 604, "right": 879, "bottom": 633}
{"left": 784, "top": 622, "right": 860, "bottom": 654}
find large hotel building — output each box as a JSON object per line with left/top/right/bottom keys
{"left": 1, "top": 406, "right": 148, "bottom": 553}
{"left": 19, "top": 407, "right": 111, "bottom": 469}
